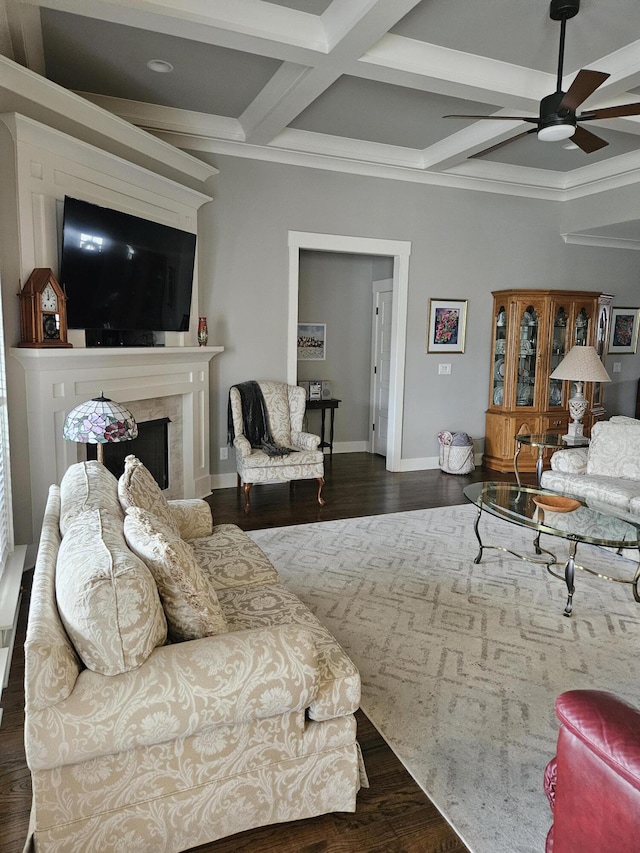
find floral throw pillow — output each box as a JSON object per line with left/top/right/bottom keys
{"left": 118, "top": 455, "right": 179, "bottom": 536}
{"left": 124, "top": 506, "right": 228, "bottom": 642}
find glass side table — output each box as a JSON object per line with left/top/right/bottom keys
{"left": 514, "top": 433, "right": 590, "bottom": 488}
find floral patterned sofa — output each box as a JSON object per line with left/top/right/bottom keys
{"left": 24, "top": 457, "right": 365, "bottom": 852}
{"left": 540, "top": 417, "right": 640, "bottom": 516}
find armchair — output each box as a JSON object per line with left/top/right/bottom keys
{"left": 229, "top": 380, "right": 325, "bottom": 512}
{"left": 544, "top": 689, "right": 640, "bottom": 853}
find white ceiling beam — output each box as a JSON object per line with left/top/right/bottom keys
{"left": 16, "top": 0, "right": 327, "bottom": 61}
{"left": 271, "top": 127, "right": 424, "bottom": 170}
{"left": 421, "top": 114, "right": 532, "bottom": 172}
{"left": 321, "top": 0, "right": 422, "bottom": 51}
{"left": 76, "top": 92, "right": 246, "bottom": 141}
{"left": 239, "top": 0, "right": 425, "bottom": 145}
{"left": 356, "top": 35, "right": 553, "bottom": 111}
{"left": 565, "top": 39, "right": 640, "bottom": 97}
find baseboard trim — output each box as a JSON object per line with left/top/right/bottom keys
{"left": 396, "top": 452, "right": 482, "bottom": 472}
{"left": 211, "top": 451, "right": 482, "bottom": 488}
{"left": 211, "top": 473, "right": 238, "bottom": 490}
{"left": 329, "top": 441, "right": 368, "bottom": 454}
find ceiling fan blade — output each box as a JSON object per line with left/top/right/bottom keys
{"left": 559, "top": 69, "right": 609, "bottom": 112}
{"left": 578, "top": 102, "right": 640, "bottom": 121}
{"left": 444, "top": 115, "right": 538, "bottom": 122}
{"left": 572, "top": 125, "right": 609, "bottom": 154}
{"left": 469, "top": 128, "right": 538, "bottom": 158}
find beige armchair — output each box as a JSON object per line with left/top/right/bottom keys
{"left": 229, "top": 380, "right": 325, "bottom": 512}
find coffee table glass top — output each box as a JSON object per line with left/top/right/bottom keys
{"left": 464, "top": 482, "right": 640, "bottom": 549}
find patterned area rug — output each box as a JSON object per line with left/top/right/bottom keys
{"left": 249, "top": 504, "right": 640, "bottom": 853}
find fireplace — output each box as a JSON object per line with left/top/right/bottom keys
{"left": 11, "top": 346, "right": 223, "bottom": 550}
{"left": 88, "top": 417, "right": 171, "bottom": 489}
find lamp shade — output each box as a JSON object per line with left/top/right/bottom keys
{"left": 63, "top": 395, "right": 138, "bottom": 447}
{"left": 549, "top": 346, "right": 611, "bottom": 383}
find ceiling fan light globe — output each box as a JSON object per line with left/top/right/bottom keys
{"left": 538, "top": 124, "right": 576, "bottom": 142}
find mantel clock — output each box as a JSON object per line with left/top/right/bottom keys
{"left": 18, "top": 268, "right": 72, "bottom": 348}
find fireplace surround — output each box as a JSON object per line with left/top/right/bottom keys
{"left": 11, "top": 345, "right": 223, "bottom": 554}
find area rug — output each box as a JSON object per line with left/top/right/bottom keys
{"left": 248, "top": 504, "right": 640, "bottom": 853}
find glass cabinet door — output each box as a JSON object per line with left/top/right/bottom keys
{"left": 574, "top": 306, "right": 591, "bottom": 346}
{"left": 549, "top": 306, "right": 567, "bottom": 408}
{"left": 516, "top": 304, "right": 538, "bottom": 407}
{"left": 492, "top": 305, "right": 507, "bottom": 406}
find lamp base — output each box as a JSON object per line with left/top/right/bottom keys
{"left": 562, "top": 421, "right": 587, "bottom": 444}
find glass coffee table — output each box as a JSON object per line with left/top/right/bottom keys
{"left": 464, "top": 481, "right": 640, "bottom": 617}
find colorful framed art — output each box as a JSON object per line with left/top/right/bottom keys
{"left": 426, "top": 299, "right": 468, "bottom": 353}
{"left": 608, "top": 307, "right": 640, "bottom": 354}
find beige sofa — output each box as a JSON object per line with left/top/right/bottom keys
{"left": 24, "top": 458, "right": 365, "bottom": 852}
{"left": 541, "top": 417, "right": 640, "bottom": 516}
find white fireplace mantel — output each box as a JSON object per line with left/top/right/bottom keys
{"left": 11, "top": 345, "right": 223, "bottom": 547}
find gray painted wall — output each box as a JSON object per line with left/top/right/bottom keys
{"left": 197, "top": 154, "right": 640, "bottom": 476}
{"left": 298, "top": 250, "right": 377, "bottom": 445}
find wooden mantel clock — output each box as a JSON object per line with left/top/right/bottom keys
{"left": 18, "top": 268, "right": 72, "bottom": 348}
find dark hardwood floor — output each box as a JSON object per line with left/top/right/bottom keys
{"left": 1, "top": 454, "right": 529, "bottom": 853}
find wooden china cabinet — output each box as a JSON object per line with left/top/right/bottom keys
{"left": 483, "top": 289, "right": 612, "bottom": 473}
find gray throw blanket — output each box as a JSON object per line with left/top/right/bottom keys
{"left": 228, "top": 382, "right": 293, "bottom": 457}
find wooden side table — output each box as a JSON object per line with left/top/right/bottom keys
{"left": 306, "top": 398, "right": 341, "bottom": 458}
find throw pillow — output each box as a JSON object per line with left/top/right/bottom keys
{"left": 124, "top": 506, "right": 228, "bottom": 642}
{"left": 59, "top": 460, "right": 123, "bottom": 535}
{"left": 56, "top": 507, "right": 167, "bottom": 676}
{"left": 118, "top": 455, "right": 179, "bottom": 536}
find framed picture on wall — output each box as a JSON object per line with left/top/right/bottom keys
{"left": 297, "top": 323, "right": 326, "bottom": 360}
{"left": 426, "top": 299, "right": 468, "bottom": 353}
{"left": 608, "top": 307, "right": 640, "bottom": 354}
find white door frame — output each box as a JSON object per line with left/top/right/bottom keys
{"left": 287, "top": 231, "right": 411, "bottom": 472}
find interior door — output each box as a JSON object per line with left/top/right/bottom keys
{"left": 371, "top": 281, "right": 393, "bottom": 456}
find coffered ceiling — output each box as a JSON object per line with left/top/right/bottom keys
{"left": 2, "top": 0, "right": 640, "bottom": 200}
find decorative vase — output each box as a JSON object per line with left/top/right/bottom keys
{"left": 197, "top": 317, "right": 208, "bottom": 347}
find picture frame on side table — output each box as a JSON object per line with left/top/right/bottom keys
{"left": 426, "top": 299, "right": 468, "bottom": 353}
{"left": 608, "top": 307, "right": 640, "bottom": 354}
{"left": 297, "top": 323, "right": 326, "bottom": 360}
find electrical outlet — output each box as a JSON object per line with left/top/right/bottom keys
{"left": 219, "top": 447, "right": 228, "bottom": 460}
{"left": 438, "top": 363, "right": 451, "bottom": 375}
{"left": 613, "top": 362, "right": 622, "bottom": 373}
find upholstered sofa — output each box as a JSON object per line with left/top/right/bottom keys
{"left": 540, "top": 416, "right": 640, "bottom": 516}
{"left": 544, "top": 690, "right": 640, "bottom": 853}
{"left": 24, "top": 458, "right": 365, "bottom": 852}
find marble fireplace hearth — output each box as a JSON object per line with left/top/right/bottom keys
{"left": 12, "top": 345, "right": 223, "bottom": 552}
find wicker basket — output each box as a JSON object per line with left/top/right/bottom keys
{"left": 438, "top": 431, "right": 475, "bottom": 475}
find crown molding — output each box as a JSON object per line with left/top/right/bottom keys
{"left": 562, "top": 233, "right": 640, "bottom": 250}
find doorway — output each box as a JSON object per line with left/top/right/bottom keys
{"left": 287, "top": 232, "right": 411, "bottom": 472}
{"left": 371, "top": 279, "right": 393, "bottom": 456}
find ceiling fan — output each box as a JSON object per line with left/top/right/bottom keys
{"left": 444, "top": 0, "right": 640, "bottom": 157}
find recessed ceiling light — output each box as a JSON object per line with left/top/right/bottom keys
{"left": 147, "top": 59, "right": 173, "bottom": 73}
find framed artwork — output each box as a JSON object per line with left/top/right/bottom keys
{"left": 426, "top": 299, "right": 468, "bottom": 353}
{"left": 297, "top": 323, "right": 326, "bottom": 360}
{"left": 608, "top": 307, "right": 640, "bottom": 354}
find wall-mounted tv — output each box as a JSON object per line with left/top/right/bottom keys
{"left": 59, "top": 196, "right": 196, "bottom": 340}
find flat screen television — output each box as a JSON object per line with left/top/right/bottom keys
{"left": 59, "top": 196, "right": 196, "bottom": 341}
